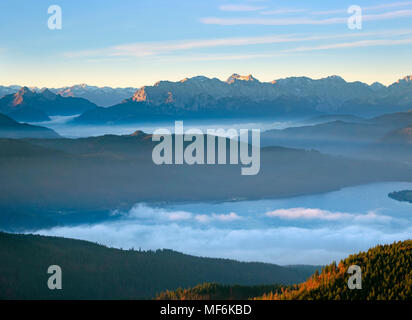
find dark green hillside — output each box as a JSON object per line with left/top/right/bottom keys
{"left": 0, "top": 139, "right": 64, "bottom": 157}
{"left": 156, "top": 283, "right": 287, "bottom": 300}
{"left": 0, "top": 232, "right": 317, "bottom": 300}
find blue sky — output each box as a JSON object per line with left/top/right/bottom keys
{"left": 1, "top": 0, "right": 412, "bottom": 87}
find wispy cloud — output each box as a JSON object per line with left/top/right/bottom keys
{"left": 35, "top": 220, "right": 411, "bottom": 264}
{"left": 62, "top": 34, "right": 334, "bottom": 58}
{"left": 261, "top": 9, "right": 309, "bottom": 15}
{"left": 219, "top": 4, "right": 265, "bottom": 12}
{"left": 200, "top": 16, "right": 346, "bottom": 26}
{"left": 200, "top": 9, "right": 412, "bottom": 25}
{"left": 285, "top": 37, "right": 412, "bottom": 53}
{"left": 266, "top": 208, "right": 352, "bottom": 220}
{"left": 363, "top": 9, "right": 412, "bottom": 21}
{"left": 196, "top": 212, "right": 241, "bottom": 223}
{"left": 126, "top": 204, "right": 193, "bottom": 221}
{"left": 65, "top": 35, "right": 303, "bottom": 58}
{"left": 313, "top": 1, "right": 412, "bottom": 15}
{"left": 119, "top": 203, "right": 241, "bottom": 224}
{"left": 162, "top": 52, "right": 287, "bottom": 62}
{"left": 265, "top": 207, "right": 392, "bottom": 222}
{"left": 366, "top": 1, "right": 412, "bottom": 10}
{"left": 64, "top": 29, "right": 412, "bottom": 59}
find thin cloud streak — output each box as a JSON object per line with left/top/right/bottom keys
{"left": 35, "top": 221, "right": 412, "bottom": 264}
{"left": 63, "top": 29, "right": 412, "bottom": 59}
{"left": 118, "top": 203, "right": 241, "bottom": 224}
{"left": 200, "top": 16, "right": 346, "bottom": 26}
{"left": 200, "top": 9, "right": 412, "bottom": 25}
{"left": 63, "top": 34, "right": 336, "bottom": 58}
{"left": 285, "top": 37, "right": 412, "bottom": 53}
{"left": 195, "top": 212, "right": 241, "bottom": 223}
{"left": 265, "top": 207, "right": 393, "bottom": 223}
{"left": 313, "top": 1, "right": 412, "bottom": 15}
{"left": 64, "top": 35, "right": 304, "bottom": 58}
{"left": 364, "top": 9, "right": 412, "bottom": 21}
{"left": 219, "top": 4, "right": 265, "bottom": 12}
{"left": 261, "top": 8, "right": 309, "bottom": 15}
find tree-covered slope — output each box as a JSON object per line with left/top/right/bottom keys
{"left": 157, "top": 241, "right": 411, "bottom": 300}
{"left": 0, "top": 232, "right": 317, "bottom": 299}
{"left": 257, "top": 240, "right": 411, "bottom": 300}
{"left": 156, "top": 283, "right": 287, "bottom": 300}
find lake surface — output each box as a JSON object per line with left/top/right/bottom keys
{"left": 33, "top": 182, "right": 412, "bottom": 265}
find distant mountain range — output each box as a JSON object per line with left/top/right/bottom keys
{"left": 0, "top": 87, "right": 97, "bottom": 122}
{"left": 73, "top": 74, "right": 412, "bottom": 124}
{"left": 51, "top": 84, "right": 137, "bottom": 107}
{"left": 264, "top": 110, "right": 412, "bottom": 147}
{"left": 1, "top": 74, "right": 412, "bottom": 123}
{"left": 0, "top": 85, "right": 21, "bottom": 99}
{"left": 128, "top": 74, "right": 382, "bottom": 110}
{"left": 0, "top": 84, "right": 136, "bottom": 107}
{"left": 262, "top": 110, "right": 412, "bottom": 159}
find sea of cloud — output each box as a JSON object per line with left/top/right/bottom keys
{"left": 34, "top": 202, "right": 411, "bottom": 265}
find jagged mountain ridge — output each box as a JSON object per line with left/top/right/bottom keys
{"left": 52, "top": 84, "right": 137, "bottom": 107}
{"left": 0, "top": 87, "right": 97, "bottom": 122}
{"left": 1, "top": 74, "right": 412, "bottom": 119}
{"left": 0, "top": 85, "right": 136, "bottom": 107}
{"left": 73, "top": 74, "right": 412, "bottom": 124}
{"left": 129, "top": 74, "right": 376, "bottom": 110}
{"left": 128, "top": 74, "right": 412, "bottom": 114}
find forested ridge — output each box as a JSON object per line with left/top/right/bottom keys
{"left": 156, "top": 283, "right": 287, "bottom": 300}
{"left": 157, "top": 241, "right": 411, "bottom": 300}
{"left": 1, "top": 233, "right": 409, "bottom": 300}
{"left": 257, "top": 240, "right": 412, "bottom": 300}
{"left": 0, "top": 232, "right": 317, "bottom": 299}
